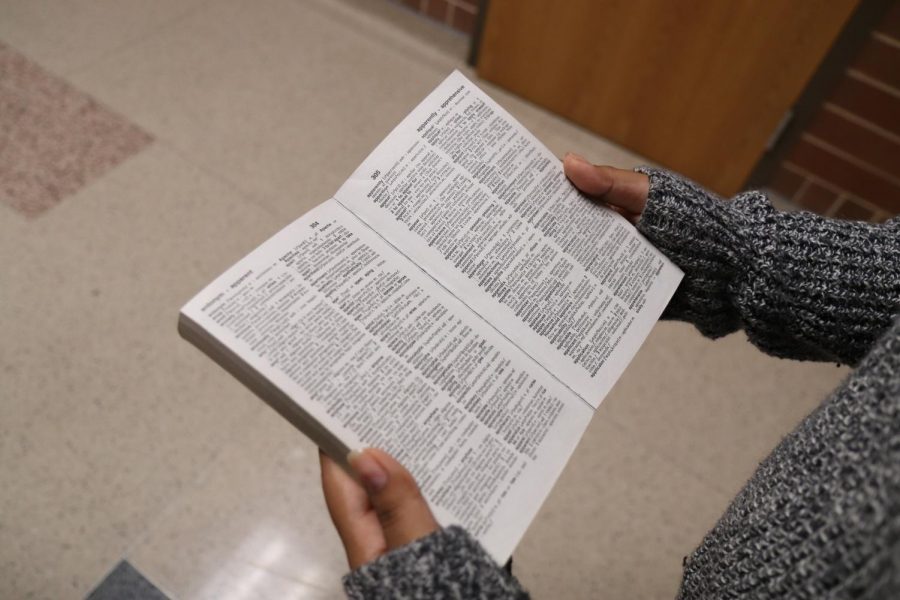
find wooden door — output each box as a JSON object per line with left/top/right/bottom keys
{"left": 476, "top": 0, "right": 859, "bottom": 195}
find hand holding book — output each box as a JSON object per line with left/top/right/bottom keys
{"left": 562, "top": 153, "right": 650, "bottom": 223}
{"left": 321, "top": 448, "right": 440, "bottom": 570}
{"left": 179, "top": 71, "right": 682, "bottom": 565}
{"left": 321, "top": 154, "right": 657, "bottom": 571}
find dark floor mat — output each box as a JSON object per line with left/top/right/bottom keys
{"left": 85, "top": 560, "right": 169, "bottom": 600}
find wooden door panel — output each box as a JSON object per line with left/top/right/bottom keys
{"left": 477, "top": 0, "right": 858, "bottom": 195}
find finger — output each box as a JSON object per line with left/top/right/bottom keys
{"left": 321, "top": 450, "right": 369, "bottom": 523}
{"left": 320, "top": 451, "right": 386, "bottom": 569}
{"left": 563, "top": 153, "right": 649, "bottom": 215}
{"left": 348, "top": 448, "right": 440, "bottom": 551}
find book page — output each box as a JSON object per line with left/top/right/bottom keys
{"left": 335, "top": 71, "right": 682, "bottom": 408}
{"left": 181, "top": 199, "right": 593, "bottom": 563}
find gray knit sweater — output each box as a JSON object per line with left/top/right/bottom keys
{"left": 343, "top": 167, "right": 900, "bottom": 599}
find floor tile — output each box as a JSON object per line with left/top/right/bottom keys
{"left": 599, "top": 321, "right": 850, "bottom": 498}
{"left": 65, "top": 0, "right": 451, "bottom": 221}
{"left": 127, "top": 407, "right": 348, "bottom": 599}
{"left": 514, "top": 416, "right": 732, "bottom": 599}
{"left": 0, "top": 41, "right": 152, "bottom": 217}
{"left": 0, "top": 0, "right": 205, "bottom": 75}
{"left": 1, "top": 514, "right": 123, "bottom": 599}
{"left": 310, "top": 0, "right": 469, "bottom": 71}
{"left": 0, "top": 145, "right": 282, "bottom": 598}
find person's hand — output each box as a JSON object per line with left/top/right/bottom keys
{"left": 563, "top": 153, "right": 649, "bottom": 224}
{"left": 320, "top": 448, "right": 440, "bottom": 570}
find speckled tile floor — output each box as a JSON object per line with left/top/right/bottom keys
{"left": 0, "top": 0, "right": 849, "bottom": 598}
{"left": 0, "top": 41, "right": 152, "bottom": 216}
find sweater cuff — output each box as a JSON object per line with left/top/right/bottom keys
{"left": 633, "top": 166, "right": 748, "bottom": 338}
{"left": 343, "top": 526, "right": 528, "bottom": 599}
{"left": 632, "top": 166, "right": 900, "bottom": 363}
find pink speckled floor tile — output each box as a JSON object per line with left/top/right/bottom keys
{"left": 0, "top": 41, "right": 152, "bottom": 217}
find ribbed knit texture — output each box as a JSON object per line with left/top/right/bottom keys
{"left": 676, "top": 316, "right": 900, "bottom": 599}
{"left": 343, "top": 525, "right": 528, "bottom": 599}
{"left": 637, "top": 167, "right": 900, "bottom": 599}
{"left": 342, "top": 168, "right": 900, "bottom": 599}
{"left": 635, "top": 167, "right": 900, "bottom": 365}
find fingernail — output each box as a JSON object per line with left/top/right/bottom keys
{"left": 347, "top": 449, "right": 388, "bottom": 493}
{"left": 564, "top": 152, "right": 588, "bottom": 165}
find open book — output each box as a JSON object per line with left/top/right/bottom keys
{"left": 179, "top": 71, "right": 682, "bottom": 564}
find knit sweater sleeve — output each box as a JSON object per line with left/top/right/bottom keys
{"left": 343, "top": 526, "right": 529, "bottom": 599}
{"left": 635, "top": 167, "right": 900, "bottom": 365}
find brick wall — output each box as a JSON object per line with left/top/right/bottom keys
{"left": 769, "top": 1, "right": 900, "bottom": 221}
{"left": 395, "top": 0, "right": 480, "bottom": 35}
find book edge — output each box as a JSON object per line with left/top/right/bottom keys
{"left": 177, "top": 311, "right": 352, "bottom": 467}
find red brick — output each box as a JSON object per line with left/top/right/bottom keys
{"left": 424, "top": 0, "right": 449, "bottom": 23}
{"left": 853, "top": 36, "right": 900, "bottom": 90}
{"left": 807, "top": 108, "right": 900, "bottom": 175}
{"left": 787, "top": 138, "right": 900, "bottom": 213}
{"left": 768, "top": 164, "right": 805, "bottom": 199}
{"left": 795, "top": 180, "right": 840, "bottom": 215}
{"left": 832, "top": 197, "right": 876, "bottom": 221}
{"left": 875, "top": 0, "right": 900, "bottom": 40}
{"left": 451, "top": 4, "right": 477, "bottom": 34}
{"left": 451, "top": 0, "right": 478, "bottom": 10}
{"left": 829, "top": 75, "right": 900, "bottom": 137}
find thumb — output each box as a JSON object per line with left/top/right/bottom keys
{"left": 563, "top": 153, "right": 648, "bottom": 217}
{"left": 348, "top": 448, "right": 440, "bottom": 550}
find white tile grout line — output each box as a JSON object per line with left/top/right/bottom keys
{"left": 783, "top": 160, "right": 884, "bottom": 214}
{"left": 846, "top": 68, "right": 900, "bottom": 99}
{"left": 825, "top": 193, "right": 847, "bottom": 218}
{"left": 872, "top": 31, "right": 900, "bottom": 50}
{"left": 793, "top": 175, "right": 813, "bottom": 204}
{"left": 802, "top": 133, "right": 900, "bottom": 188}
{"left": 824, "top": 102, "right": 900, "bottom": 145}
{"left": 783, "top": 164, "right": 842, "bottom": 215}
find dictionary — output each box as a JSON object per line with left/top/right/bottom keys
{"left": 179, "top": 70, "right": 682, "bottom": 564}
